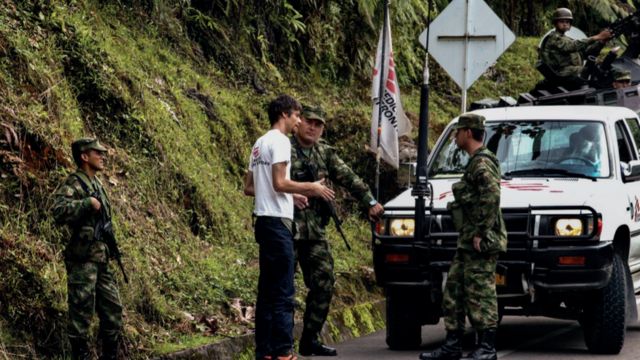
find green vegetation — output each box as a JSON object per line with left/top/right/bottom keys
{"left": 0, "top": 0, "right": 631, "bottom": 358}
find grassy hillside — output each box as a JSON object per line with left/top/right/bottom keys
{"left": 0, "top": 1, "right": 540, "bottom": 358}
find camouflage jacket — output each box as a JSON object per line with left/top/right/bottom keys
{"left": 290, "top": 137, "right": 375, "bottom": 241}
{"left": 52, "top": 170, "right": 111, "bottom": 263}
{"left": 450, "top": 147, "right": 507, "bottom": 254}
{"left": 539, "top": 31, "right": 603, "bottom": 77}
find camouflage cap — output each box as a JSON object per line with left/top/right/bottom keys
{"left": 302, "top": 105, "right": 326, "bottom": 124}
{"left": 614, "top": 69, "right": 631, "bottom": 82}
{"left": 71, "top": 138, "right": 107, "bottom": 155}
{"left": 454, "top": 113, "right": 485, "bottom": 130}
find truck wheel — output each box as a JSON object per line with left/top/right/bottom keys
{"left": 385, "top": 287, "right": 422, "bottom": 349}
{"left": 581, "top": 253, "right": 626, "bottom": 354}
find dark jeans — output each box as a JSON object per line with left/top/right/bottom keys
{"left": 254, "top": 216, "right": 295, "bottom": 358}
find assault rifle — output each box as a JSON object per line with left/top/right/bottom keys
{"left": 92, "top": 191, "right": 129, "bottom": 283}
{"left": 305, "top": 162, "right": 352, "bottom": 251}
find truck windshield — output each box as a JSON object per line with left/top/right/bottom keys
{"left": 429, "top": 121, "right": 610, "bottom": 178}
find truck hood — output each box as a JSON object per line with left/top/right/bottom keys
{"left": 385, "top": 178, "right": 603, "bottom": 210}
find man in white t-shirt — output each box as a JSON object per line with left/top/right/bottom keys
{"left": 244, "top": 95, "right": 334, "bottom": 360}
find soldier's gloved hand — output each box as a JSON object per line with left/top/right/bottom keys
{"left": 90, "top": 197, "right": 102, "bottom": 211}
{"left": 368, "top": 203, "right": 384, "bottom": 222}
{"left": 473, "top": 235, "right": 482, "bottom": 252}
{"left": 293, "top": 194, "right": 309, "bottom": 209}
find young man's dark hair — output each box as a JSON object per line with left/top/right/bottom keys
{"left": 470, "top": 128, "right": 485, "bottom": 142}
{"left": 268, "top": 94, "right": 302, "bottom": 126}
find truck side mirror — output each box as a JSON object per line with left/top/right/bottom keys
{"left": 399, "top": 161, "right": 417, "bottom": 189}
{"left": 621, "top": 160, "right": 640, "bottom": 179}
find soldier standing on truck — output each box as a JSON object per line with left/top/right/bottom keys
{"left": 538, "top": 7, "right": 612, "bottom": 88}
{"left": 52, "top": 138, "right": 123, "bottom": 360}
{"left": 290, "top": 105, "right": 384, "bottom": 356}
{"left": 419, "top": 114, "right": 507, "bottom": 360}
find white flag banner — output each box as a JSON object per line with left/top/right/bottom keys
{"left": 370, "top": 11, "right": 412, "bottom": 169}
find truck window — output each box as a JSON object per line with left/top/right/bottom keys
{"left": 615, "top": 121, "right": 636, "bottom": 163}
{"left": 624, "top": 117, "right": 640, "bottom": 157}
{"left": 429, "top": 121, "right": 610, "bottom": 178}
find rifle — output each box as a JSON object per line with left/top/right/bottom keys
{"left": 583, "top": 47, "right": 621, "bottom": 88}
{"left": 92, "top": 191, "right": 129, "bottom": 284}
{"left": 303, "top": 156, "right": 352, "bottom": 251}
{"left": 608, "top": 10, "right": 640, "bottom": 39}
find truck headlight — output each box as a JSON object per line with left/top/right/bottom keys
{"left": 555, "top": 218, "right": 583, "bottom": 236}
{"left": 389, "top": 219, "right": 415, "bottom": 236}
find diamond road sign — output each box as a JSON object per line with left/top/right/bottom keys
{"left": 419, "top": 0, "right": 515, "bottom": 91}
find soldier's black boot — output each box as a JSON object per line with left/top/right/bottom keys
{"left": 461, "top": 328, "right": 497, "bottom": 360}
{"left": 299, "top": 332, "right": 337, "bottom": 356}
{"left": 70, "top": 337, "right": 92, "bottom": 360}
{"left": 99, "top": 336, "right": 119, "bottom": 360}
{"left": 419, "top": 330, "right": 463, "bottom": 360}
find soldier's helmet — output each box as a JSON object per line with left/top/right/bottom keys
{"left": 71, "top": 138, "right": 107, "bottom": 159}
{"left": 552, "top": 8, "right": 573, "bottom": 23}
{"left": 302, "top": 105, "right": 326, "bottom": 125}
{"left": 455, "top": 113, "right": 485, "bottom": 130}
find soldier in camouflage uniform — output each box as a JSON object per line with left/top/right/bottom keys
{"left": 538, "top": 8, "right": 612, "bottom": 88}
{"left": 612, "top": 67, "right": 632, "bottom": 89}
{"left": 52, "top": 138, "right": 123, "bottom": 360}
{"left": 290, "top": 106, "right": 384, "bottom": 357}
{"left": 420, "top": 114, "right": 507, "bottom": 360}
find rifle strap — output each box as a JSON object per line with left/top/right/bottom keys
{"left": 71, "top": 173, "right": 96, "bottom": 196}
{"left": 72, "top": 173, "right": 110, "bottom": 219}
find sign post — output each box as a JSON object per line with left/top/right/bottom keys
{"left": 419, "top": 0, "right": 515, "bottom": 112}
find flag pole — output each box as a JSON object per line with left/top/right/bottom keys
{"left": 374, "top": 0, "right": 390, "bottom": 202}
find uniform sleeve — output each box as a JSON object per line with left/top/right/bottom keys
{"left": 546, "top": 34, "right": 594, "bottom": 54}
{"left": 467, "top": 158, "right": 501, "bottom": 238}
{"left": 326, "top": 147, "right": 375, "bottom": 208}
{"left": 271, "top": 135, "right": 291, "bottom": 164}
{"left": 52, "top": 178, "right": 93, "bottom": 225}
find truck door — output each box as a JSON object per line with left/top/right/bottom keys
{"left": 617, "top": 119, "right": 640, "bottom": 284}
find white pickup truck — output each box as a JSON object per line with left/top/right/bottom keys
{"left": 373, "top": 105, "right": 640, "bottom": 354}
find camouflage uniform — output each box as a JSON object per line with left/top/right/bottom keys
{"left": 539, "top": 30, "right": 603, "bottom": 79}
{"left": 444, "top": 116, "right": 507, "bottom": 333}
{"left": 444, "top": 146, "right": 506, "bottom": 331}
{"left": 52, "top": 139, "right": 122, "bottom": 360}
{"left": 290, "top": 118, "right": 375, "bottom": 344}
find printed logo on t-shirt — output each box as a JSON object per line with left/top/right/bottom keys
{"left": 252, "top": 146, "right": 270, "bottom": 167}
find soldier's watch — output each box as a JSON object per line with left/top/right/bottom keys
{"left": 369, "top": 199, "right": 378, "bottom": 207}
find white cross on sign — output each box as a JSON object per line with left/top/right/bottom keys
{"left": 419, "top": 0, "right": 515, "bottom": 111}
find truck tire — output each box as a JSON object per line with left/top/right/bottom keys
{"left": 385, "top": 287, "right": 422, "bottom": 349}
{"left": 581, "top": 253, "right": 626, "bottom": 354}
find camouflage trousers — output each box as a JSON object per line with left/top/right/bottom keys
{"left": 65, "top": 260, "right": 123, "bottom": 343}
{"left": 443, "top": 249, "right": 498, "bottom": 331}
{"left": 295, "top": 240, "right": 335, "bottom": 338}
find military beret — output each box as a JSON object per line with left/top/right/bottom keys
{"left": 455, "top": 113, "right": 485, "bottom": 130}
{"left": 302, "top": 105, "right": 326, "bottom": 125}
{"left": 72, "top": 138, "right": 107, "bottom": 155}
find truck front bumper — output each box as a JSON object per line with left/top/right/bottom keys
{"left": 374, "top": 240, "right": 614, "bottom": 291}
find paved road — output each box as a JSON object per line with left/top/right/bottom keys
{"left": 324, "top": 299, "right": 640, "bottom": 360}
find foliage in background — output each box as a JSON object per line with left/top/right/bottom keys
{"left": 0, "top": 0, "right": 634, "bottom": 358}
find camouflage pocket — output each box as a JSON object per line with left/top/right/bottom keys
{"left": 479, "top": 235, "right": 500, "bottom": 254}
{"left": 447, "top": 201, "right": 464, "bottom": 232}
{"left": 65, "top": 226, "right": 95, "bottom": 261}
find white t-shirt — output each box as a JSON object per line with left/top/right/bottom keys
{"left": 248, "top": 129, "right": 293, "bottom": 219}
